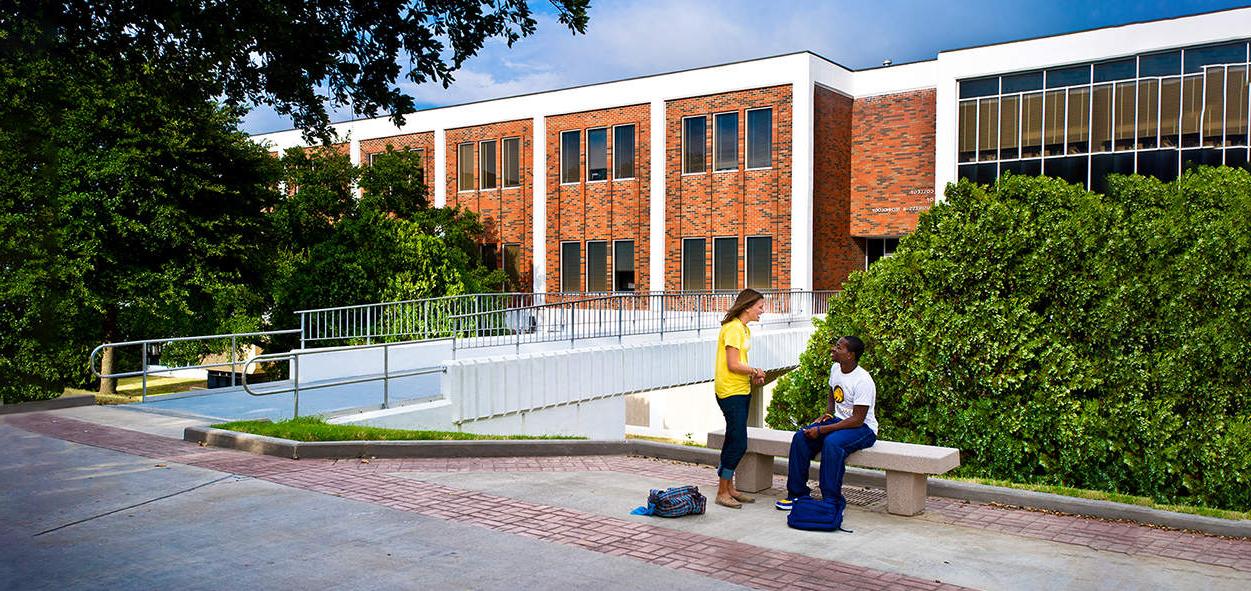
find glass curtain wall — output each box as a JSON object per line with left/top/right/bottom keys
{"left": 958, "top": 40, "right": 1251, "bottom": 191}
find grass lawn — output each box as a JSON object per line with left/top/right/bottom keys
{"left": 213, "top": 416, "right": 583, "bottom": 442}
{"left": 65, "top": 375, "right": 207, "bottom": 405}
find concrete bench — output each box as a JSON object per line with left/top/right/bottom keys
{"left": 707, "top": 426, "right": 960, "bottom": 516}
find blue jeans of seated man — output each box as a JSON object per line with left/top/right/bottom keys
{"left": 786, "top": 417, "right": 876, "bottom": 501}
{"left": 716, "top": 393, "right": 751, "bottom": 480}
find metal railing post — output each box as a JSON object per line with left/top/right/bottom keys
{"left": 382, "top": 345, "right": 389, "bottom": 409}
{"left": 230, "top": 335, "right": 237, "bottom": 387}
{"left": 366, "top": 306, "right": 373, "bottom": 344}
{"left": 299, "top": 313, "right": 306, "bottom": 350}
{"left": 141, "top": 345, "right": 148, "bottom": 402}
{"left": 292, "top": 354, "right": 300, "bottom": 418}
{"left": 659, "top": 294, "right": 665, "bottom": 339}
{"left": 617, "top": 297, "right": 623, "bottom": 343}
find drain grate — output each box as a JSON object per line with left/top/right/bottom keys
{"left": 842, "top": 486, "right": 886, "bottom": 506}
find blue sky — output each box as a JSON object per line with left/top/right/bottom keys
{"left": 240, "top": 0, "right": 1251, "bottom": 135}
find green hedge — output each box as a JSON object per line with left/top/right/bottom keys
{"left": 767, "top": 168, "right": 1251, "bottom": 511}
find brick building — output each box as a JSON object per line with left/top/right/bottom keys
{"left": 255, "top": 8, "right": 1251, "bottom": 292}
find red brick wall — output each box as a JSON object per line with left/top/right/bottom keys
{"left": 445, "top": 120, "right": 534, "bottom": 289}
{"left": 361, "top": 132, "right": 435, "bottom": 177}
{"left": 664, "top": 85, "right": 792, "bottom": 291}
{"left": 850, "top": 89, "right": 937, "bottom": 237}
{"left": 812, "top": 86, "right": 863, "bottom": 291}
{"left": 545, "top": 104, "right": 651, "bottom": 292}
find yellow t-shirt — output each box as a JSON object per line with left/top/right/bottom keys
{"left": 715, "top": 318, "right": 752, "bottom": 398}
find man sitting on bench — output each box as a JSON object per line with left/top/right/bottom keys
{"left": 776, "top": 335, "right": 878, "bottom": 511}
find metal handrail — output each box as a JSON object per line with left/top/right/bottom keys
{"left": 240, "top": 338, "right": 448, "bottom": 417}
{"left": 88, "top": 328, "right": 302, "bottom": 401}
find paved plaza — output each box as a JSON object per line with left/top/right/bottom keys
{"left": 2, "top": 405, "right": 1249, "bottom": 590}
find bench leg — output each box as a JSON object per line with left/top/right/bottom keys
{"left": 733, "top": 452, "right": 774, "bottom": 493}
{"left": 885, "top": 470, "right": 928, "bottom": 516}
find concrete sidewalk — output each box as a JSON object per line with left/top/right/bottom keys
{"left": 3, "top": 405, "right": 1249, "bottom": 590}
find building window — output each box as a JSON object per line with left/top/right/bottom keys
{"left": 560, "top": 130, "right": 580, "bottom": 184}
{"left": 712, "top": 237, "right": 737, "bottom": 290}
{"left": 613, "top": 239, "right": 635, "bottom": 291}
{"left": 368, "top": 152, "right": 380, "bottom": 166}
{"left": 746, "top": 108, "right": 772, "bottom": 169}
{"left": 502, "top": 138, "right": 521, "bottom": 187}
{"left": 503, "top": 243, "right": 521, "bottom": 289}
{"left": 560, "top": 241, "right": 580, "bottom": 292}
{"left": 587, "top": 127, "right": 608, "bottom": 182}
{"left": 746, "top": 236, "right": 772, "bottom": 289}
{"left": 586, "top": 240, "right": 608, "bottom": 291}
{"left": 681, "top": 238, "right": 706, "bottom": 290}
{"left": 713, "top": 112, "right": 739, "bottom": 171}
{"left": 613, "top": 125, "right": 635, "bottom": 179}
{"left": 457, "top": 142, "right": 474, "bottom": 191}
{"left": 682, "top": 116, "right": 706, "bottom": 174}
{"left": 479, "top": 140, "right": 497, "bottom": 189}
{"left": 866, "top": 238, "right": 899, "bottom": 268}
{"left": 956, "top": 39, "right": 1251, "bottom": 189}
{"left": 480, "top": 243, "right": 498, "bottom": 271}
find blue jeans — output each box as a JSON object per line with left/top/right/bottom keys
{"left": 786, "top": 417, "right": 876, "bottom": 500}
{"left": 716, "top": 393, "right": 751, "bottom": 480}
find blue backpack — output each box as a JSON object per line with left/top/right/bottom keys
{"left": 631, "top": 485, "right": 707, "bottom": 517}
{"left": 786, "top": 495, "right": 850, "bottom": 532}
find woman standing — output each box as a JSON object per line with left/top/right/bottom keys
{"left": 713, "top": 288, "right": 767, "bottom": 508}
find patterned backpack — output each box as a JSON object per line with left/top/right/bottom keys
{"left": 641, "top": 485, "right": 707, "bottom": 517}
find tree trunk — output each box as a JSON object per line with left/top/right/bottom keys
{"left": 97, "top": 308, "right": 117, "bottom": 396}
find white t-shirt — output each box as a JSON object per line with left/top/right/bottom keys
{"left": 828, "top": 364, "right": 877, "bottom": 433}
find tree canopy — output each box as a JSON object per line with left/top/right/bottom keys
{"left": 768, "top": 168, "right": 1251, "bottom": 511}
{"left": 13, "top": 1, "right": 590, "bottom": 138}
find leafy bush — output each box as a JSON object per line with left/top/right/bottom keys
{"left": 768, "top": 168, "right": 1251, "bottom": 511}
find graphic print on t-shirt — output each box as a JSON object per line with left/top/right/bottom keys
{"left": 832, "top": 385, "right": 844, "bottom": 403}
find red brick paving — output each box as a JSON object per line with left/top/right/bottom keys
{"left": 8, "top": 411, "right": 1251, "bottom": 587}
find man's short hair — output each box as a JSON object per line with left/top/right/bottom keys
{"left": 842, "top": 336, "right": 865, "bottom": 362}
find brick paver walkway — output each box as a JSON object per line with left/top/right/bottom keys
{"left": 8, "top": 412, "right": 1251, "bottom": 589}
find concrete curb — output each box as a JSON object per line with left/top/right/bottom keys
{"left": 188, "top": 428, "right": 1251, "bottom": 538}
{"left": 0, "top": 395, "right": 96, "bottom": 415}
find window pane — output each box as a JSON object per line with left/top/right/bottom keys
{"left": 480, "top": 243, "right": 498, "bottom": 271}
{"left": 560, "top": 130, "right": 580, "bottom": 183}
{"left": 1228, "top": 66, "right": 1249, "bottom": 147}
{"left": 714, "top": 112, "right": 738, "bottom": 171}
{"left": 682, "top": 238, "right": 706, "bottom": 290}
{"left": 1137, "top": 79, "right": 1160, "bottom": 149}
{"left": 613, "top": 240, "right": 635, "bottom": 291}
{"left": 613, "top": 125, "right": 635, "bottom": 179}
{"left": 479, "top": 141, "right": 497, "bottom": 189}
{"left": 1067, "top": 87, "right": 1090, "bottom": 154}
{"left": 1160, "top": 77, "right": 1181, "bottom": 148}
{"left": 1114, "top": 82, "right": 1135, "bottom": 151}
{"left": 746, "top": 236, "right": 772, "bottom": 289}
{"left": 560, "top": 242, "right": 580, "bottom": 292}
{"left": 999, "top": 95, "right": 1019, "bottom": 160}
{"left": 683, "top": 117, "right": 706, "bottom": 174}
{"left": 1091, "top": 153, "right": 1134, "bottom": 194}
{"left": 960, "top": 77, "right": 999, "bottom": 99}
{"left": 978, "top": 98, "right": 998, "bottom": 161}
{"left": 458, "top": 143, "right": 474, "bottom": 191}
{"left": 1140, "top": 51, "right": 1181, "bottom": 77}
{"left": 1203, "top": 68, "right": 1225, "bottom": 147}
{"left": 502, "top": 138, "right": 521, "bottom": 187}
{"left": 1139, "top": 149, "right": 1179, "bottom": 182}
{"left": 959, "top": 100, "right": 977, "bottom": 163}
{"left": 1045, "top": 155, "right": 1088, "bottom": 187}
{"left": 1092, "top": 84, "right": 1113, "bottom": 152}
{"left": 503, "top": 244, "right": 521, "bottom": 289}
{"left": 746, "top": 109, "right": 773, "bottom": 168}
{"left": 586, "top": 241, "right": 608, "bottom": 291}
{"left": 1044, "top": 90, "right": 1065, "bottom": 156}
{"left": 1021, "top": 92, "right": 1043, "bottom": 158}
{"left": 1002, "top": 71, "right": 1043, "bottom": 94}
{"left": 1184, "top": 42, "right": 1247, "bottom": 74}
{"left": 1181, "top": 75, "right": 1203, "bottom": 148}
{"left": 712, "top": 237, "right": 737, "bottom": 290}
{"left": 1094, "top": 59, "right": 1136, "bottom": 83}
{"left": 1047, "top": 65, "right": 1090, "bottom": 88}
{"left": 586, "top": 128, "right": 608, "bottom": 181}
